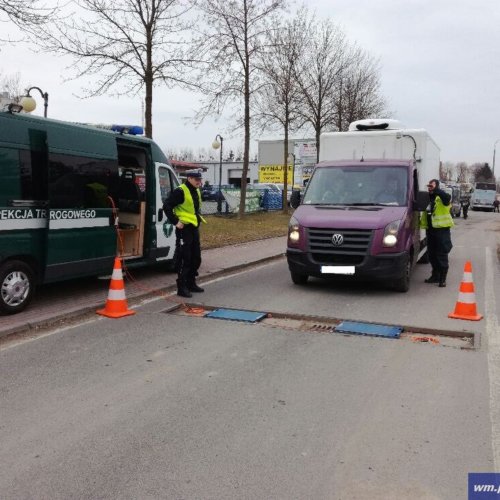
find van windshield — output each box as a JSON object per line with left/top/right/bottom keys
{"left": 302, "top": 165, "right": 408, "bottom": 206}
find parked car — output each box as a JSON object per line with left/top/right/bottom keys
{"left": 250, "top": 183, "right": 282, "bottom": 193}
{"left": 201, "top": 185, "right": 223, "bottom": 201}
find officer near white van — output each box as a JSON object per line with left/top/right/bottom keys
{"left": 420, "top": 179, "right": 454, "bottom": 287}
{"left": 163, "top": 169, "right": 206, "bottom": 298}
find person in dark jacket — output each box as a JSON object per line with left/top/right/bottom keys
{"left": 461, "top": 197, "right": 470, "bottom": 219}
{"left": 419, "top": 179, "right": 454, "bottom": 287}
{"left": 163, "top": 170, "right": 206, "bottom": 298}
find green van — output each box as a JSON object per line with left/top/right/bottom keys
{"left": 0, "top": 110, "right": 180, "bottom": 314}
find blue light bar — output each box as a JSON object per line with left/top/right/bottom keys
{"left": 111, "top": 124, "right": 144, "bottom": 135}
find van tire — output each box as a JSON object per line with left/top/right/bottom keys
{"left": 0, "top": 260, "right": 35, "bottom": 314}
{"left": 290, "top": 271, "right": 308, "bottom": 285}
{"left": 393, "top": 256, "right": 411, "bottom": 293}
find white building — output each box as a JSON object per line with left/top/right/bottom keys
{"left": 188, "top": 160, "right": 259, "bottom": 187}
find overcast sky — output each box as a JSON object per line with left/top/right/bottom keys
{"left": 1, "top": 0, "right": 499, "bottom": 166}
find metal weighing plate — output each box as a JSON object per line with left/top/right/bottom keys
{"left": 205, "top": 308, "right": 267, "bottom": 323}
{"left": 334, "top": 321, "right": 402, "bottom": 338}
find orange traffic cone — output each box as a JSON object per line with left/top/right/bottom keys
{"left": 448, "top": 261, "right": 483, "bottom": 321}
{"left": 97, "top": 257, "right": 136, "bottom": 318}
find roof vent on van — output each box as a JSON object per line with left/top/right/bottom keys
{"left": 349, "top": 119, "right": 404, "bottom": 131}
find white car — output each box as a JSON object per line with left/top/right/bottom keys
{"left": 251, "top": 183, "right": 282, "bottom": 193}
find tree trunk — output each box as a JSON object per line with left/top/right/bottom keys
{"left": 144, "top": 31, "right": 153, "bottom": 138}
{"left": 145, "top": 77, "right": 153, "bottom": 139}
{"left": 239, "top": 7, "right": 250, "bottom": 219}
{"left": 239, "top": 81, "right": 250, "bottom": 218}
{"left": 282, "top": 119, "right": 289, "bottom": 214}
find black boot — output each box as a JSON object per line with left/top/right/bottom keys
{"left": 188, "top": 280, "right": 204, "bottom": 293}
{"left": 176, "top": 279, "right": 192, "bottom": 298}
{"left": 438, "top": 269, "right": 448, "bottom": 288}
{"left": 425, "top": 271, "right": 439, "bottom": 283}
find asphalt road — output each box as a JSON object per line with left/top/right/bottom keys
{"left": 1, "top": 211, "right": 499, "bottom": 499}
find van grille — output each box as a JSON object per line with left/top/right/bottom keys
{"left": 307, "top": 228, "right": 373, "bottom": 265}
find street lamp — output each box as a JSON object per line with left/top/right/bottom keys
{"left": 493, "top": 138, "right": 500, "bottom": 176}
{"left": 212, "top": 134, "right": 223, "bottom": 213}
{"left": 20, "top": 87, "right": 49, "bottom": 118}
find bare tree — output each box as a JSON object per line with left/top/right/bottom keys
{"left": 254, "top": 10, "right": 308, "bottom": 212}
{"left": 32, "top": 0, "right": 196, "bottom": 138}
{"left": 0, "top": 71, "right": 23, "bottom": 102}
{"left": 473, "top": 163, "right": 495, "bottom": 183}
{"left": 193, "top": 0, "right": 286, "bottom": 217}
{"left": 0, "top": 0, "right": 56, "bottom": 31}
{"left": 440, "top": 161, "right": 455, "bottom": 182}
{"left": 455, "top": 161, "right": 469, "bottom": 183}
{"left": 334, "top": 46, "right": 388, "bottom": 132}
{"left": 294, "top": 17, "right": 350, "bottom": 162}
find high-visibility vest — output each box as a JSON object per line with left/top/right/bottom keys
{"left": 420, "top": 195, "right": 454, "bottom": 229}
{"left": 173, "top": 183, "right": 203, "bottom": 227}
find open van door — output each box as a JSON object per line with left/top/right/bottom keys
{"left": 153, "top": 162, "right": 179, "bottom": 262}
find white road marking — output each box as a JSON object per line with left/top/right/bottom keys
{"left": 485, "top": 246, "right": 500, "bottom": 470}
{"left": 0, "top": 318, "right": 102, "bottom": 352}
{"left": 135, "top": 261, "right": 277, "bottom": 307}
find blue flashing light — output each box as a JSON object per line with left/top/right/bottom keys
{"left": 111, "top": 124, "right": 144, "bottom": 135}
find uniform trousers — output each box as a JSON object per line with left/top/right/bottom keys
{"left": 175, "top": 224, "right": 201, "bottom": 285}
{"left": 426, "top": 227, "right": 452, "bottom": 274}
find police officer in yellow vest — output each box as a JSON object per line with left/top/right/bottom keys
{"left": 420, "top": 179, "right": 454, "bottom": 287}
{"left": 163, "top": 169, "right": 206, "bottom": 297}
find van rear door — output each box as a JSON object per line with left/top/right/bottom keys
{"left": 153, "top": 162, "right": 178, "bottom": 262}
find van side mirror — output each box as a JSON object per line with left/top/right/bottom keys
{"left": 290, "top": 190, "right": 301, "bottom": 208}
{"left": 414, "top": 191, "right": 430, "bottom": 211}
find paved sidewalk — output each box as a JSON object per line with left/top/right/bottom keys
{"left": 0, "top": 237, "right": 287, "bottom": 338}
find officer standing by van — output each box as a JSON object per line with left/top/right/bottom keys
{"left": 420, "top": 179, "right": 454, "bottom": 287}
{"left": 163, "top": 170, "right": 206, "bottom": 298}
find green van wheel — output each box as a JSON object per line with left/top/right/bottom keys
{"left": 0, "top": 261, "right": 35, "bottom": 314}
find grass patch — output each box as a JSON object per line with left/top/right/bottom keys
{"left": 201, "top": 210, "right": 292, "bottom": 249}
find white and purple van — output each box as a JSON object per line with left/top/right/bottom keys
{"left": 287, "top": 120, "right": 440, "bottom": 292}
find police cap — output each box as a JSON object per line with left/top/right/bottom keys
{"left": 186, "top": 169, "right": 202, "bottom": 178}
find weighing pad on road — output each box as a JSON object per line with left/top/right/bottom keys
{"left": 205, "top": 308, "right": 267, "bottom": 323}
{"left": 334, "top": 321, "right": 402, "bottom": 338}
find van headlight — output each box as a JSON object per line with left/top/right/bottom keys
{"left": 383, "top": 220, "right": 401, "bottom": 247}
{"left": 288, "top": 216, "right": 300, "bottom": 243}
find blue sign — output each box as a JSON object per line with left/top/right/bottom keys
{"left": 469, "top": 473, "right": 500, "bottom": 499}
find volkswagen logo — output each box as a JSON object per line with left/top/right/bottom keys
{"left": 331, "top": 233, "right": 344, "bottom": 246}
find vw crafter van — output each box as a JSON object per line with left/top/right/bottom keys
{"left": 287, "top": 119, "right": 438, "bottom": 292}
{"left": 0, "top": 109, "right": 180, "bottom": 314}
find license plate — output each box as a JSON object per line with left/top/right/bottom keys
{"left": 321, "top": 266, "right": 355, "bottom": 275}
